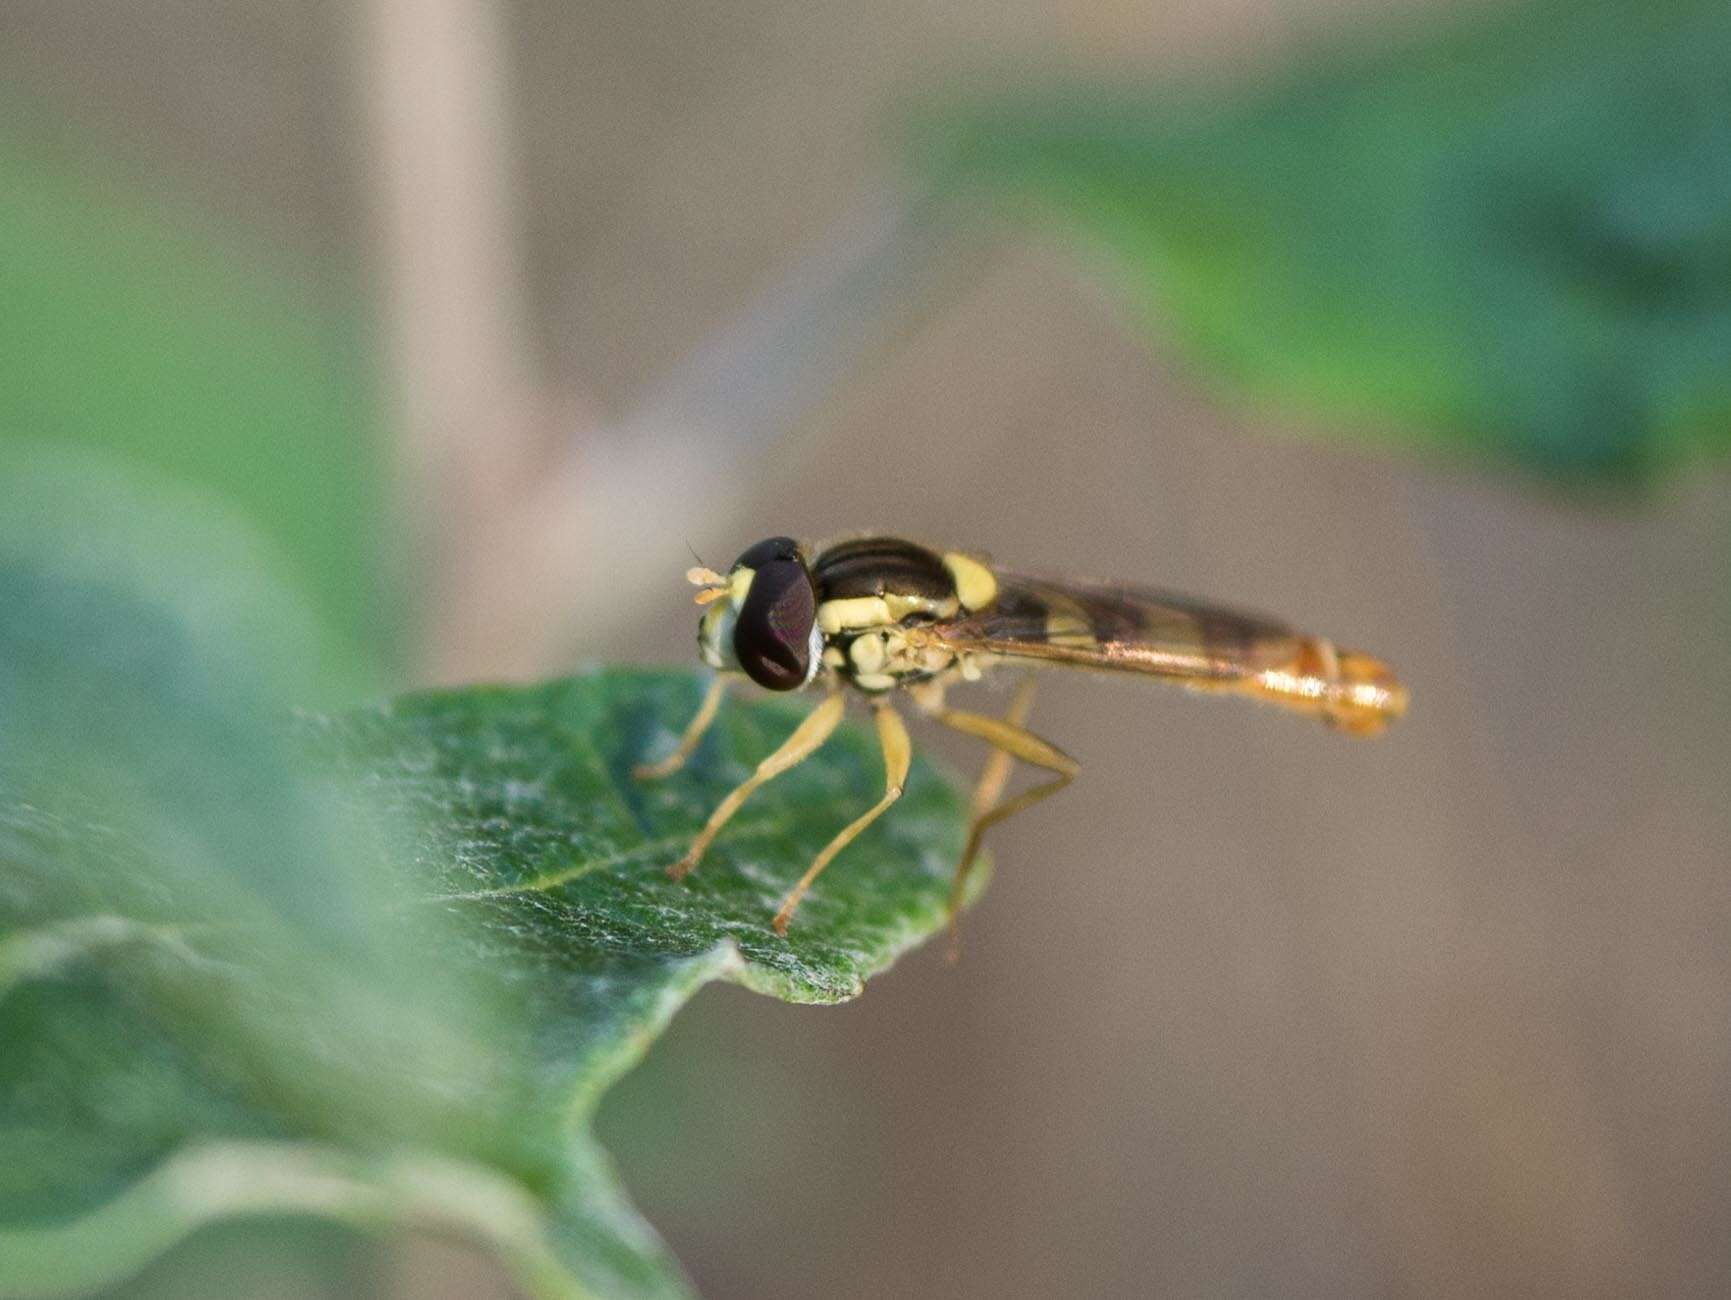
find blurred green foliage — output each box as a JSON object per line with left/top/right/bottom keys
{"left": 920, "top": 0, "right": 1731, "bottom": 483}
{"left": 0, "top": 126, "right": 389, "bottom": 670}
{"left": 0, "top": 454, "right": 969, "bottom": 1297}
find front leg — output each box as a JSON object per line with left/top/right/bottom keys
{"left": 667, "top": 689, "right": 844, "bottom": 881}
{"left": 633, "top": 676, "right": 729, "bottom": 780}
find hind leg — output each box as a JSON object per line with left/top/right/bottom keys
{"left": 918, "top": 679, "right": 1077, "bottom": 955}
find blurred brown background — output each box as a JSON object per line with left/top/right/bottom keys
{"left": 6, "top": 0, "right": 1728, "bottom": 1296}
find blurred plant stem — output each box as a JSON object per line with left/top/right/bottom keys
{"left": 357, "top": 0, "right": 980, "bottom": 685}
{"left": 526, "top": 190, "right": 980, "bottom": 677}
{"left": 358, "top": 0, "right": 546, "bottom": 688}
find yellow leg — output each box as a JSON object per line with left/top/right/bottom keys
{"left": 967, "top": 676, "right": 1037, "bottom": 823}
{"left": 668, "top": 690, "right": 844, "bottom": 882}
{"left": 634, "top": 676, "right": 729, "bottom": 780}
{"left": 771, "top": 703, "right": 910, "bottom": 935}
{"left": 922, "top": 685, "right": 1077, "bottom": 957}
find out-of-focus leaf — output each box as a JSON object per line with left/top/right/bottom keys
{"left": 919, "top": 0, "right": 1731, "bottom": 482}
{"left": 0, "top": 122, "right": 387, "bottom": 666}
{"left": 0, "top": 452, "right": 969, "bottom": 1298}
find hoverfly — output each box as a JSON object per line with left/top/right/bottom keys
{"left": 636, "top": 535, "right": 1407, "bottom": 943}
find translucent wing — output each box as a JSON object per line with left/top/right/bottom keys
{"left": 926, "top": 571, "right": 1297, "bottom": 680}
{"left": 922, "top": 571, "right": 1407, "bottom": 735}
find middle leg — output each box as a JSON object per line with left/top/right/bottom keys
{"left": 771, "top": 701, "right": 910, "bottom": 935}
{"left": 668, "top": 689, "right": 844, "bottom": 882}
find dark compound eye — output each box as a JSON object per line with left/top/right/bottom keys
{"left": 731, "top": 535, "right": 801, "bottom": 571}
{"left": 733, "top": 558, "right": 816, "bottom": 691}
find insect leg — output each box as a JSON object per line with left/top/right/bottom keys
{"left": 633, "top": 676, "right": 729, "bottom": 780}
{"left": 966, "top": 675, "right": 1037, "bottom": 824}
{"left": 920, "top": 688, "right": 1078, "bottom": 955}
{"left": 667, "top": 689, "right": 844, "bottom": 882}
{"left": 772, "top": 702, "right": 910, "bottom": 935}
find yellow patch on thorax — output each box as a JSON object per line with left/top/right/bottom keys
{"left": 817, "top": 596, "right": 892, "bottom": 635}
{"left": 942, "top": 552, "right": 998, "bottom": 611}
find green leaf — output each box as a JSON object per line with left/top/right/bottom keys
{"left": 0, "top": 456, "right": 970, "bottom": 1298}
{"left": 918, "top": 0, "right": 1731, "bottom": 483}
{"left": 0, "top": 116, "right": 389, "bottom": 667}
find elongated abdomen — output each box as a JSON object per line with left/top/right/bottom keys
{"left": 1234, "top": 639, "right": 1408, "bottom": 736}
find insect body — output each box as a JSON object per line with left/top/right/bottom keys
{"left": 636, "top": 535, "right": 1407, "bottom": 942}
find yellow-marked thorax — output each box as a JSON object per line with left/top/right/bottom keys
{"left": 807, "top": 537, "right": 997, "bottom": 694}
